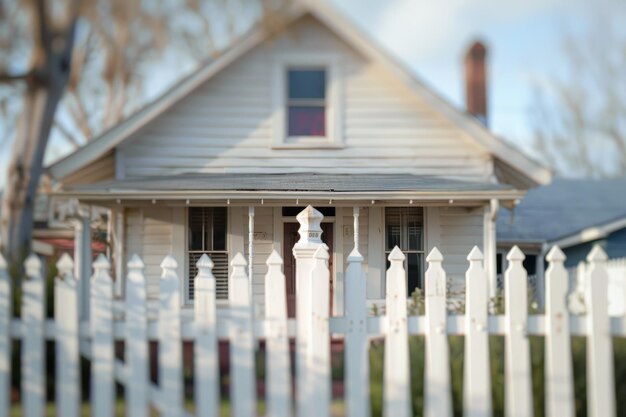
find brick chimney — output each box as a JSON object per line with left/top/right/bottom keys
{"left": 464, "top": 40, "right": 488, "bottom": 125}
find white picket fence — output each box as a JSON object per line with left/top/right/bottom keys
{"left": 1, "top": 206, "right": 626, "bottom": 417}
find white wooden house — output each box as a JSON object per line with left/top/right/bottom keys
{"left": 46, "top": 1, "right": 550, "bottom": 314}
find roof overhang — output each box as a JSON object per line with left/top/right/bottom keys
{"left": 547, "top": 216, "right": 626, "bottom": 249}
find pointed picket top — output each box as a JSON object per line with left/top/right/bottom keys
{"left": 388, "top": 246, "right": 405, "bottom": 262}
{"left": 467, "top": 246, "right": 484, "bottom": 262}
{"left": 586, "top": 245, "right": 608, "bottom": 263}
{"left": 127, "top": 254, "right": 145, "bottom": 270}
{"left": 24, "top": 253, "right": 42, "bottom": 278}
{"left": 196, "top": 253, "right": 214, "bottom": 269}
{"left": 426, "top": 246, "right": 444, "bottom": 263}
{"left": 546, "top": 246, "right": 566, "bottom": 263}
{"left": 506, "top": 245, "right": 525, "bottom": 262}
{"left": 56, "top": 253, "right": 74, "bottom": 277}
{"left": 0, "top": 252, "right": 6, "bottom": 269}
{"left": 160, "top": 254, "right": 178, "bottom": 270}
{"left": 266, "top": 250, "right": 283, "bottom": 266}
{"left": 231, "top": 252, "right": 248, "bottom": 267}
{"left": 93, "top": 253, "right": 111, "bottom": 271}
{"left": 347, "top": 247, "right": 364, "bottom": 263}
{"left": 313, "top": 245, "right": 330, "bottom": 260}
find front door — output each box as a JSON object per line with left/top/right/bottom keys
{"left": 283, "top": 222, "right": 334, "bottom": 318}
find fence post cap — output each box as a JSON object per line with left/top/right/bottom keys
{"left": 347, "top": 248, "right": 364, "bottom": 262}
{"left": 231, "top": 252, "right": 248, "bottom": 267}
{"left": 0, "top": 253, "right": 6, "bottom": 269}
{"left": 266, "top": 250, "right": 283, "bottom": 266}
{"left": 426, "top": 247, "right": 444, "bottom": 262}
{"left": 196, "top": 253, "right": 214, "bottom": 269}
{"left": 546, "top": 246, "right": 566, "bottom": 262}
{"left": 506, "top": 245, "right": 525, "bottom": 262}
{"left": 586, "top": 245, "right": 608, "bottom": 263}
{"left": 160, "top": 254, "right": 178, "bottom": 270}
{"left": 56, "top": 253, "right": 74, "bottom": 274}
{"left": 388, "top": 246, "right": 405, "bottom": 262}
{"left": 128, "top": 254, "right": 145, "bottom": 269}
{"left": 24, "top": 253, "right": 42, "bottom": 276}
{"left": 467, "top": 246, "right": 483, "bottom": 261}
{"left": 93, "top": 253, "right": 111, "bottom": 269}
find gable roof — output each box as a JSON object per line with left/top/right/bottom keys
{"left": 497, "top": 178, "right": 626, "bottom": 246}
{"left": 48, "top": 0, "right": 551, "bottom": 186}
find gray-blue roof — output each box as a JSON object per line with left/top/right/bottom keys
{"left": 497, "top": 178, "right": 626, "bottom": 243}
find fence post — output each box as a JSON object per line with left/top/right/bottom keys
{"left": 0, "top": 254, "right": 10, "bottom": 416}
{"left": 309, "top": 246, "right": 331, "bottom": 417}
{"left": 424, "top": 247, "right": 452, "bottom": 417}
{"left": 293, "top": 205, "right": 324, "bottom": 417}
{"left": 264, "top": 250, "right": 291, "bottom": 417}
{"left": 585, "top": 246, "right": 615, "bottom": 417}
{"left": 55, "top": 254, "right": 80, "bottom": 417}
{"left": 229, "top": 253, "right": 256, "bottom": 417}
{"left": 344, "top": 248, "right": 370, "bottom": 417}
{"left": 504, "top": 246, "right": 532, "bottom": 417}
{"left": 384, "top": 246, "right": 410, "bottom": 417}
{"left": 463, "top": 246, "right": 491, "bottom": 417}
{"left": 194, "top": 254, "right": 220, "bottom": 417}
{"left": 21, "top": 254, "right": 45, "bottom": 417}
{"left": 158, "top": 255, "right": 183, "bottom": 417}
{"left": 91, "top": 254, "right": 114, "bottom": 417}
{"left": 125, "top": 255, "right": 149, "bottom": 417}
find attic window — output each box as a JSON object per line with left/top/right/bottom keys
{"left": 287, "top": 69, "right": 326, "bottom": 136}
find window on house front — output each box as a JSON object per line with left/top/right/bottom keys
{"left": 188, "top": 207, "right": 228, "bottom": 301}
{"left": 287, "top": 68, "right": 326, "bottom": 137}
{"left": 385, "top": 207, "right": 425, "bottom": 295}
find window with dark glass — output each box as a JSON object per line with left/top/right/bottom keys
{"left": 287, "top": 69, "right": 326, "bottom": 137}
{"left": 188, "top": 207, "right": 228, "bottom": 300}
{"left": 385, "top": 207, "right": 424, "bottom": 295}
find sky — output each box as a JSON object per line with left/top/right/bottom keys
{"left": 1, "top": 0, "right": 625, "bottom": 187}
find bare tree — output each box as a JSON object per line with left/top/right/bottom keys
{"left": 530, "top": 12, "right": 626, "bottom": 178}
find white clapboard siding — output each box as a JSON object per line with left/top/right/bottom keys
{"left": 91, "top": 255, "right": 115, "bottom": 417}
{"left": 125, "top": 255, "right": 149, "bottom": 417}
{"left": 264, "top": 251, "right": 291, "bottom": 417}
{"left": 55, "top": 254, "right": 80, "bottom": 417}
{"left": 344, "top": 248, "right": 370, "bottom": 417}
{"left": 229, "top": 253, "right": 256, "bottom": 417}
{"left": 544, "top": 247, "right": 574, "bottom": 417}
{"left": 63, "top": 150, "right": 115, "bottom": 186}
{"left": 424, "top": 248, "right": 452, "bottom": 417}
{"left": 0, "top": 254, "right": 10, "bottom": 415}
{"left": 22, "top": 255, "right": 45, "bottom": 417}
{"left": 194, "top": 254, "right": 220, "bottom": 417}
{"left": 121, "top": 16, "right": 490, "bottom": 180}
{"left": 504, "top": 246, "right": 533, "bottom": 417}
{"left": 585, "top": 246, "right": 616, "bottom": 417}
{"left": 463, "top": 247, "right": 492, "bottom": 417}
{"left": 158, "top": 255, "right": 184, "bottom": 417}
{"left": 383, "top": 247, "right": 411, "bottom": 417}
{"left": 242, "top": 206, "right": 274, "bottom": 313}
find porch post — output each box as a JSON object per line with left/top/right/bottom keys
{"left": 73, "top": 212, "right": 92, "bottom": 320}
{"left": 353, "top": 206, "right": 360, "bottom": 251}
{"left": 248, "top": 206, "right": 255, "bottom": 312}
{"left": 112, "top": 208, "right": 125, "bottom": 298}
{"left": 293, "top": 205, "right": 324, "bottom": 417}
{"left": 484, "top": 199, "right": 499, "bottom": 298}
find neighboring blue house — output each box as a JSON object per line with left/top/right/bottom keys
{"left": 497, "top": 178, "right": 626, "bottom": 275}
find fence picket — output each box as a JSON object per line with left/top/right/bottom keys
{"left": 544, "top": 247, "right": 574, "bottom": 417}
{"left": 384, "top": 247, "right": 410, "bottom": 417}
{"left": 229, "top": 253, "right": 256, "bottom": 417}
{"left": 125, "top": 255, "right": 149, "bottom": 417}
{"left": 264, "top": 250, "right": 291, "bottom": 417}
{"left": 158, "top": 255, "right": 183, "bottom": 417}
{"left": 194, "top": 254, "right": 220, "bottom": 417}
{"left": 463, "top": 247, "right": 491, "bottom": 417}
{"left": 424, "top": 247, "right": 452, "bottom": 417}
{"left": 91, "top": 254, "right": 115, "bottom": 417}
{"left": 504, "top": 246, "right": 533, "bottom": 417}
{"left": 55, "top": 254, "right": 80, "bottom": 417}
{"left": 22, "top": 254, "right": 45, "bottom": 417}
{"left": 585, "top": 246, "right": 615, "bottom": 417}
{"left": 0, "top": 254, "right": 10, "bottom": 416}
{"left": 309, "top": 246, "right": 331, "bottom": 417}
{"left": 344, "top": 248, "right": 370, "bottom": 417}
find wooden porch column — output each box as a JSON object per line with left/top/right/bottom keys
{"left": 73, "top": 213, "right": 92, "bottom": 320}
{"left": 484, "top": 199, "right": 498, "bottom": 298}
{"left": 112, "top": 208, "right": 125, "bottom": 298}
{"left": 248, "top": 206, "right": 255, "bottom": 313}
{"left": 353, "top": 206, "right": 360, "bottom": 251}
